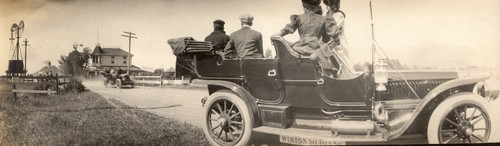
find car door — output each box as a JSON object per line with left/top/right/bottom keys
{"left": 241, "top": 58, "right": 283, "bottom": 103}
{"left": 317, "top": 74, "right": 373, "bottom": 110}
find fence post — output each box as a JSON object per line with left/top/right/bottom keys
{"left": 11, "top": 76, "right": 19, "bottom": 101}
{"left": 56, "top": 74, "right": 59, "bottom": 94}
{"left": 12, "top": 83, "right": 17, "bottom": 101}
{"left": 160, "top": 76, "right": 163, "bottom": 87}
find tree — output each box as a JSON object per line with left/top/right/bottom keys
{"left": 58, "top": 45, "right": 91, "bottom": 76}
{"left": 81, "top": 47, "right": 91, "bottom": 68}
{"left": 153, "top": 68, "right": 164, "bottom": 76}
{"left": 58, "top": 55, "right": 73, "bottom": 74}
{"left": 353, "top": 62, "right": 372, "bottom": 72}
{"left": 353, "top": 63, "right": 365, "bottom": 72}
{"left": 386, "top": 59, "right": 410, "bottom": 70}
{"left": 265, "top": 48, "right": 273, "bottom": 58}
{"left": 353, "top": 59, "right": 412, "bottom": 72}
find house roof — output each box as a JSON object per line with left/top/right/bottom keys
{"left": 92, "top": 45, "right": 133, "bottom": 56}
{"left": 114, "top": 65, "right": 145, "bottom": 72}
{"left": 33, "top": 65, "right": 62, "bottom": 75}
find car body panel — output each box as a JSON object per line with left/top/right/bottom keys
{"left": 387, "top": 76, "right": 489, "bottom": 140}
{"left": 388, "top": 70, "right": 458, "bottom": 81}
{"left": 192, "top": 79, "right": 262, "bottom": 127}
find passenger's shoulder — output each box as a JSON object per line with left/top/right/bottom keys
{"left": 251, "top": 29, "right": 262, "bottom": 35}
{"left": 230, "top": 29, "right": 242, "bottom": 35}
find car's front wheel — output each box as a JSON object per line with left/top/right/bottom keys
{"left": 202, "top": 90, "right": 253, "bottom": 146}
{"left": 428, "top": 93, "right": 492, "bottom": 144}
{"left": 115, "top": 79, "right": 122, "bottom": 89}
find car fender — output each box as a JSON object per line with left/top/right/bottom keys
{"left": 388, "top": 75, "right": 489, "bottom": 140}
{"left": 192, "top": 79, "right": 261, "bottom": 127}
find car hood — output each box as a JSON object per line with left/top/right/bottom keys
{"left": 388, "top": 70, "right": 458, "bottom": 81}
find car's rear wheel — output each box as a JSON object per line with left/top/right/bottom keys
{"left": 203, "top": 90, "right": 253, "bottom": 146}
{"left": 116, "top": 79, "right": 122, "bottom": 89}
{"left": 428, "top": 93, "right": 491, "bottom": 144}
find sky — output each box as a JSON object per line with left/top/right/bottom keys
{"left": 1, "top": 0, "right": 499, "bottom": 73}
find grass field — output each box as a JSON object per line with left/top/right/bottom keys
{"left": 0, "top": 81, "right": 207, "bottom": 145}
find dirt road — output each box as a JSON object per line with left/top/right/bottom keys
{"left": 83, "top": 80, "right": 208, "bottom": 127}
{"left": 83, "top": 80, "right": 500, "bottom": 144}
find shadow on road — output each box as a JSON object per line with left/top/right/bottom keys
{"left": 23, "top": 104, "right": 182, "bottom": 113}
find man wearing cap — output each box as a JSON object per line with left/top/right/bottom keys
{"left": 275, "top": 0, "right": 338, "bottom": 77}
{"left": 224, "top": 14, "right": 264, "bottom": 59}
{"left": 205, "top": 19, "right": 230, "bottom": 52}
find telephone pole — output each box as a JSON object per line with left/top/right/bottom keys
{"left": 121, "top": 31, "right": 137, "bottom": 74}
{"left": 22, "top": 38, "right": 30, "bottom": 72}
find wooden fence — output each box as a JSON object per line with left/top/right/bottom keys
{"left": 131, "top": 76, "right": 189, "bottom": 87}
{"left": 10, "top": 74, "right": 72, "bottom": 98}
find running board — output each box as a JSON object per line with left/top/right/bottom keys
{"left": 253, "top": 126, "right": 387, "bottom": 143}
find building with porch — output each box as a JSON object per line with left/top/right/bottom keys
{"left": 86, "top": 45, "right": 144, "bottom": 78}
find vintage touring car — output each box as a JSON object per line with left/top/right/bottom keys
{"left": 168, "top": 34, "right": 496, "bottom": 145}
{"left": 101, "top": 71, "right": 135, "bottom": 89}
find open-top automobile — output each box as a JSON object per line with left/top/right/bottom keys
{"left": 167, "top": 1, "right": 497, "bottom": 143}
{"left": 168, "top": 35, "right": 497, "bottom": 145}
{"left": 101, "top": 71, "right": 135, "bottom": 89}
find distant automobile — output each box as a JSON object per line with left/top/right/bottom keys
{"left": 101, "top": 71, "right": 135, "bottom": 89}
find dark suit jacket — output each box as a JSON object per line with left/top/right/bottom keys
{"left": 224, "top": 26, "right": 263, "bottom": 58}
{"left": 204, "top": 30, "right": 230, "bottom": 51}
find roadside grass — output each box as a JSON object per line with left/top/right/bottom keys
{"left": 0, "top": 81, "right": 207, "bottom": 145}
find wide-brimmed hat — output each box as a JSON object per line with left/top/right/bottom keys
{"left": 323, "top": 0, "right": 340, "bottom": 9}
{"left": 239, "top": 14, "right": 254, "bottom": 23}
{"left": 302, "top": 0, "right": 321, "bottom": 8}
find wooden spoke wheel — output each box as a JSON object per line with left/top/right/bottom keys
{"left": 115, "top": 79, "right": 122, "bottom": 89}
{"left": 203, "top": 90, "right": 252, "bottom": 146}
{"left": 428, "top": 93, "right": 491, "bottom": 144}
{"left": 104, "top": 79, "right": 109, "bottom": 88}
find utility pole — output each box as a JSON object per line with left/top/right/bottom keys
{"left": 121, "top": 31, "right": 137, "bottom": 74}
{"left": 369, "top": 1, "right": 375, "bottom": 73}
{"left": 22, "top": 38, "right": 30, "bottom": 72}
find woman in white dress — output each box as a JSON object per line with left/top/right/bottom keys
{"left": 324, "top": 0, "right": 356, "bottom": 78}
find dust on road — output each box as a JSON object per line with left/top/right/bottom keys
{"left": 83, "top": 80, "right": 208, "bottom": 127}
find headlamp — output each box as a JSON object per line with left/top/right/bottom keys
{"left": 374, "top": 59, "right": 388, "bottom": 91}
{"left": 474, "top": 79, "right": 500, "bottom": 101}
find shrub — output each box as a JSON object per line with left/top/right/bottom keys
{"left": 33, "top": 84, "right": 52, "bottom": 96}
{"left": 60, "top": 77, "right": 86, "bottom": 93}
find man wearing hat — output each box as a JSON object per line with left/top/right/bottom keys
{"left": 224, "top": 14, "right": 263, "bottom": 59}
{"left": 274, "top": 0, "right": 338, "bottom": 77}
{"left": 205, "top": 19, "right": 230, "bottom": 52}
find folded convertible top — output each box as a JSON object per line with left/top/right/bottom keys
{"left": 168, "top": 37, "right": 213, "bottom": 56}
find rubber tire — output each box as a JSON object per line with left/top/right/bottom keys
{"left": 202, "top": 90, "right": 253, "bottom": 146}
{"left": 116, "top": 79, "right": 122, "bottom": 89}
{"left": 427, "top": 93, "right": 492, "bottom": 144}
